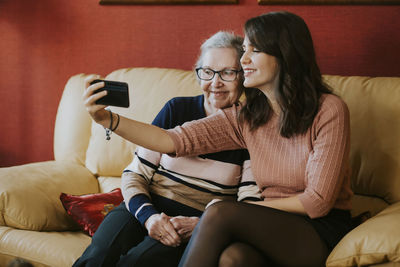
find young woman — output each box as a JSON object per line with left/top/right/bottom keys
{"left": 83, "top": 12, "right": 353, "bottom": 267}
{"left": 74, "top": 31, "right": 260, "bottom": 267}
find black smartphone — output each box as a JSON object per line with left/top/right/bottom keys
{"left": 90, "top": 79, "right": 130, "bottom": 108}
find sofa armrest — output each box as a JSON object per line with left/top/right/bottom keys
{"left": 0, "top": 161, "right": 98, "bottom": 231}
{"left": 326, "top": 201, "right": 400, "bottom": 266}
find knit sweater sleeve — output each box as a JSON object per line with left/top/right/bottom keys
{"left": 121, "top": 148, "right": 161, "bottom": 225}
{"left": 166, "top": 105, "right": 246, "bottom": 157}
{"left": 298, "top": 95, "right": 351, "bottom": 218}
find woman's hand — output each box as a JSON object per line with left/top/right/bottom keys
{"left": 82, "top": 75, "right": 175, "bottom": 154}
{"left": 169, "top": 216, "right": 199, "bottom": 243}
{"left": 82, "top": 75, "right": 109, "bottom": 128}
{"left": 145, "top": 213, "right": 181, "bottom": 247}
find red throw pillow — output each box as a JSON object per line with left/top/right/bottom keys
{"left": 60, "top": 188, "right": 123, "bottom": 236}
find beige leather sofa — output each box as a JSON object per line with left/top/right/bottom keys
{"left": 0, "top": 68, "right": 399, "bottom": 267}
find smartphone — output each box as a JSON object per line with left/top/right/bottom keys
{"left": 90, "top": 79, "right": 130, "bottom": 108}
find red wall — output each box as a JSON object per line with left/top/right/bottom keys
{"left": 1, "top": 0, "right": 399, "bottom": 167}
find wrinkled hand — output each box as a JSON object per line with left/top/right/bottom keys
{"left": 82, "top": 75, "right": 109, "bottom": 127}
{"left": 169, "top": 216, "right": 200, "bottom": 243}
{"left": 205, "top": 198, "right": 222, "bottom": 209}
{"left": 145, "top": 213, "right": 181, "bottom": 247}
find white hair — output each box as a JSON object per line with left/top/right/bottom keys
{"left": 195, "top": 31, "right": 243, "bottom": 69}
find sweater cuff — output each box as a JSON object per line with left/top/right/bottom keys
{"left": 298, "top": 191, "right": 327, "bottom": 219}
{"left": 165, "top": 129, "right": 183, "bottom": 157}
{"left": 128, "top": 194, "right": 159, "bottom": 225}
{"left": 136, "top": 205, "right": 159, "bottom": 225}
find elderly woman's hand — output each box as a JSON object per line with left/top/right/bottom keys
{"left": 82, "top": 75, "right": 109, "bottom": 128}
{"left": 169, "top": 216, "right": 200, "bottom": 243}
{"left": 145, "top": 213, "right": 181, "bottom": 247}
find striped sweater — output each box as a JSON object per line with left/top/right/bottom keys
{"left": 167, "top": 94, "right": 353, "bottom": 219}
{"left": 122, "top": 95, "right": 261, "bottom": 225}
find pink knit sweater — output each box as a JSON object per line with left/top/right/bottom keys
{"left": 167, "top": 94, "right": 353, "bottom": 219}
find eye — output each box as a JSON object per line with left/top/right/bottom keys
{"left": 222, "top": 69, "right": 235, "bottom": 76}
{"left": 203, "top": 68, "right": 214, "bottom": 75}
{"left": 242, "top": 45, "right": 261, "bottom": 54}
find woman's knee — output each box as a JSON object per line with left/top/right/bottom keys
{"left": 201, "top": 201, "right": 239, "bottom": 226}
{"left": 219, "top": 242, "right": 267, "bottom": 267}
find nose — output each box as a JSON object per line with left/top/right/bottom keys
{"left": 240, "top": 51, "right": 250, "bottom": 65}
{"left": 211, "top": 73, "right": 223, "bottom": 87}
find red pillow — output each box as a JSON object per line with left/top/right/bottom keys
{"left": 60, "top": 188, "right": 123, "bottom": 236}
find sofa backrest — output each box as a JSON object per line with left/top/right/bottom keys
{"left": 54, "top": 67, "right": 400, "bottom": 216}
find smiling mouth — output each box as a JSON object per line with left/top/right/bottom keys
{"left": 211, "top": 91, "right": 228, "bottom": 97}
{"left": 243, "top": 69, "right": 255, "bottom": 76}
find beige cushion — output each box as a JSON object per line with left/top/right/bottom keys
{"left": 326, "top": 202, "right": 400, "bottom": 266}
{"left": 97, "top": 176, "right": 122, "bottom": 193}
{"left": 0, "top": 226, "right": 90, "bottom": 267}
{"left": 85, "top": 67, "right": 201, "bottom": 176}
{"left": 0, "top": 161, "right": 98, "bottom": 231}
{"left": 351, "top": 194, "right": 389, "bottom": 217}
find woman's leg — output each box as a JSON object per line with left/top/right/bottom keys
{"left": 73, "top": 203, "right": 147, "bottom": 267}
{"left": 179, "top": 201, "right": 329, "bottom": 267}
{"left": 117, "top": 236, "right": 187, "bottom": 267}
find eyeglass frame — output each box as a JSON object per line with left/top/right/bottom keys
{"left": 195, "top": 67, "right": 243, "bottom": 82}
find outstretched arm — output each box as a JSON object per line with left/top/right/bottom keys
{"left": 83, "top": 75, "right": 175, "bottom": 154}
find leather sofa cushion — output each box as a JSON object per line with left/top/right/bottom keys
{"left": 97, "top": 176, "right": 122, "bottom": 193}
{"left": 326, "top": 202, "right": 400, "bottom": 266}
{"left": 0, "top": 226, "right": 90, "bottom": 267}
{"left": 0, "top": 161, "right": 98, "bottom": 231}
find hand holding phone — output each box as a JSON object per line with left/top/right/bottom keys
{"left": 90, "top": 79, "right": 130, "bottom": 108}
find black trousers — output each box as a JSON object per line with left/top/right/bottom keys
{"left": 73, "top": 203, "right": 187, "bottom": 267}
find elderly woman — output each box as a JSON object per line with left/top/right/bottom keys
{"left": 74, "top": 31, "right": 260, "bottom": 267}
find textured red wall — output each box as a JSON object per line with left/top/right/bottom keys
{"left": 0, "top": 0, "right": 399, "bottom": 167}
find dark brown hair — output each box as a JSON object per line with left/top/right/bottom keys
{"left": 239, "top": 11, "right": 332, "bottom": 138}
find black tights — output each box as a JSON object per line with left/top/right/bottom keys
{"left": 178, "top": 201, "right": 329, "bottom": 267}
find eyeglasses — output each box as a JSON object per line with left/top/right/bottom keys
{"left": 196, "top": 68, "right": 242, "bottom": 82}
